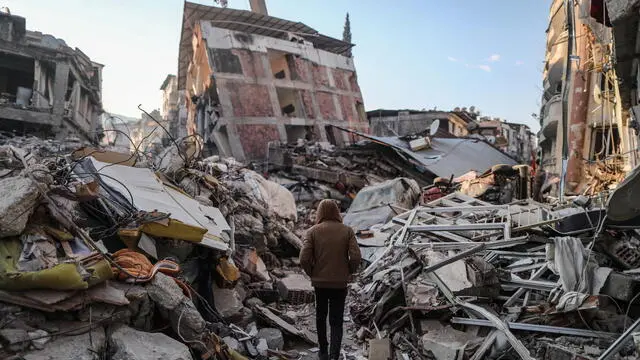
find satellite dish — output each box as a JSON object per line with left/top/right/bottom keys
{"left": 430, "top": 119, "right": 440, "bottom": 136}
{"left": 593, "top": 85, "right": 602, "bottom": 104}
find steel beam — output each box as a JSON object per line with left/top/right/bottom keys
{"left": 451, "top": 317, "right": 618, "bottom": 339}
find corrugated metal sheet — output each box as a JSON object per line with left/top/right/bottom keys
{"left": 334, "top": 126, "right": 517, "bottom": 178}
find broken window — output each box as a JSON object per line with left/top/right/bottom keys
{"left": 267, "top": 49, "right": 299, "bottom": 80}
{"left": 276, "top": 87, "right": 304, "bottom": 118}
{"left": 325, "top": 125, "right": 345, "bottom": 147}
{"left": 590, "top": 126, "right": 621, "bottom": 160}
{"left": 285, "top": 125, "right": 315, "bottom": 143}
{"left": 0, "top": 52, "right": 34, "bottom": 105}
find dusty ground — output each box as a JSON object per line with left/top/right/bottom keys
{"left": 288, "top": 290, "right": 363, "bottom": 359}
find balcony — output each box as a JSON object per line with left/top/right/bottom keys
{"left": 540, "top": 95, "right": 561, "bottom": 138}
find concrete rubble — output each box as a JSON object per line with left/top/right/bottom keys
{"left": 1, "top": 131, "right": 640, "bottom": 360}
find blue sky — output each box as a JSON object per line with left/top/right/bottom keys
{"left": 4, "top": 0, "right": 550, "bottom": 131}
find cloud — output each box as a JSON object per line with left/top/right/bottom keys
{"left": 476, "top": 64, "right": 492, "bottom": 72}
{"left": 487, "top": 54, "right": 501, "bottom": 62}
{"left": 515, "top": 60, "right": 525, "bottom": 66}
{"left": 447, "top": 56, "right": 458, "bottom": 62}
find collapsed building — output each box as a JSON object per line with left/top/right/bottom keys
{"left": 538, "top": 0, "right": 639, "bottom": 196}
{"left": 367, "top": 108, "right": 476, "bottom": 138}
{"left": 177, "top": 1, "right": 368, "bottom": 161}
{"left": 368, "top": 108, "right": 537, "bottom": 164}
{"left": 0, "top": 10, "right": 103, "bottom": 142}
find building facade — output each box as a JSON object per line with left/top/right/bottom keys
{"left": 0, "top": 10, "right": 103, "bottom": 141}
{"left": 178, "top": 2, "right": 368, "bottom": 161}
{"left": 607, "top": 0, "right": 640, "bottom": 169}
{"left": 366, "top": 109, "right": 473, "bottom": 138}
{"left": 538, "top": 0, "right": 638, "bottom": 195}
{"left": 160, "top": 74, "right": 184, "bottom": 139}
{"left": 102, "top": 113, "right": 138, "bottom": 153}
{"left": 469, "top": 118, "right": 536, "bottom": 164}
{"left": 367, "top": 108, "right": 535, "bottom": 164}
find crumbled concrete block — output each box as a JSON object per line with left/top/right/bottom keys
{"left": 256, "top": 338, "right": 269, "bottom": 356}
{"left": 109, "top": 325, "right": 193, "bottom": 360}
{"left": 245, "top": 297, "right": 264, "bottom": 308}
{"left": 420, "top": 320, "right": 444, "bottom": 334}
{"left": 0, "top": 177, "right": 39, "bottom": 238}
{"left": 28, "top": 330, "right": 50, "bottom": 350}
{"left": 421, "top": 326, "right": 481, "bottom": 360}
{"left": 169, "top": 301, "right": 206, "bottom": 342}
{"left": 257, "top": 328, "right": 284, "bottom": 350}
{"left": 246, "top": 323, "right": 259, "bottom": 337}
{"left": 213, "top": 285, "right": 244, "bottom": 320}
{"left": 368, "top": 338, "right": 391, "bottom": 360}
{"left": 543, "top": 343, "right": 596, "bottom": 360}
{"left": 111, "top": 282, "right": 154, "bottom": 331}
{"left": 147, "top": 273, "right": 184, "bottom": 310}
{"left": 0, "top": 328, "right": 30, "bottom": 352}
{"left": 601, "top": 272, "right": 640, "bottom": 301}
{"left": 276, "top": 274, "right": 314, "bottom": 304}
{"left": 223, "top": 336, "right": 242, "bottom": 353}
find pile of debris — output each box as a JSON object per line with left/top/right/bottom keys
{"left": 4, "top": 127, "right": 640, "bottom": 360}
{"left": 347, "top": 187, "right": 640, "bottom": 360}
{"left": 0, "top": 135, "right": 324, "bottom": 360}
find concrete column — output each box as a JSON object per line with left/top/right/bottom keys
{"left": 52, "top": 62, "right": 70, "bottom": 123}
{"left": 332, "top": 94, "right": 343, "bottom": 120}
{"left": 326, "top": 67, "right": 335, "bottom": 88}
{"left": 267, "top": 84, "right": 281, "bottom": 117}
{"left": 249, "top": 0, "right": 268, "bottom": 15}
{"left": 226, "top": 123, "right": 246, "bottom": 161}
{"left": 276, "top": 123, "right": 287, "bottom": 142}
{"left": 566, "top": 21, "right": 590, "bottom": 194}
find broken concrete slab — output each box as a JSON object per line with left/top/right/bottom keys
{"left": 368, "top": 338, "right": 392, "bottom": 360}
{"left": 0, "top": 176, "right": 39, "bottom": 238}
{"left": 254, "top": 305, "right": 317, "bottom": 345}
{"left": 257, "top": 327, "right": 284, "bottom": 350}
{"left": 0, "top": 328, "right": 30, "bottom": 352}
{"left": 601, "top": 271, "right": 640, "bottom": 301}
{"left": 421, "top": 326, "right": 482, "bottom": 360}
{"left": 276, "top": 273, "right": 314, "bottom": 304}
{"left": 110, "top": 325, "right": 193, "bottom": 360}
{"left": 256, "top": 338, "right": 269, "bottom": 356}
{"left": 111, "top": 282, "right": 154, "bottom": 331}
{"left": 223, "top": 336, "right": 243, "bottom": 354}
{"left": 240, "top": 248, "right": 271, "bottom": 281}
{"left": 147, "top": 273, "right": 184, "bottom": 311}
{"left": 244, "top": 297, "right": 264, "bottom": 309}
{"left": 213, "top": 284, "right": 244, "bottom": 320}
{"left": 28, "top": 329, "right": 50, "bottom": 350}
{"left": 22, "top": 327, "right": 106, "bottom": 360}
{"left": 169, "top": 301, "right": 206, "bottom": 342}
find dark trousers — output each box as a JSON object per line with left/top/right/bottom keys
{"left": 315, "top": 287, "right": 348, "bottom": 359}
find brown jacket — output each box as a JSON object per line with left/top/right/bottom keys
{"left": 300, "top": 200, "right": 362, "bottom": 288}
{"left": 300, "top": 220, "right": 362, "bottom": 288}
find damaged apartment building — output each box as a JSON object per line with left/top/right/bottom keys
{"left": 0, "top": 9, "right": 103, "bottom": 141}
{"left": 538, "top": 0, "right": 639, "bottom": 195}
{"left": 178, "top": 1, "right": 367, "bottom": 161}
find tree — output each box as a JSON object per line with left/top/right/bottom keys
{"left": 343, "top": 13, "right": 352, "bottom": 57}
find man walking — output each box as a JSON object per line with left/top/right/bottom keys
{"left": 300, "top": 199, "right": 362, "bottom": 360}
